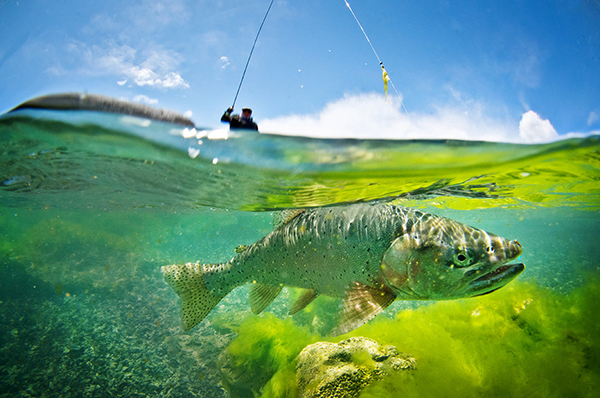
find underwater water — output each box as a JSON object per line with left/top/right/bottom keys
{"left": 0, "top": 109, "right": 599, "bottom": 398}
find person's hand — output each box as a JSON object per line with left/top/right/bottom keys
{"left": 228, "top": 107, "right": 234, "bottom": 112}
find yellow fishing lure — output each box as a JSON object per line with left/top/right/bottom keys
{"left": 382, "top": 65, "right": 390, "bottom": 100}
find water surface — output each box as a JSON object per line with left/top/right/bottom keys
{"left": 1, "top": 109, "right": 598, "bottom": 397}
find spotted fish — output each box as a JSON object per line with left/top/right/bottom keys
{"left": 162, "top": 203, "right": 524, "bottom": 335}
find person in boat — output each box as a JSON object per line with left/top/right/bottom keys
{"left": 221, "top": 106, "right": 258, "bottom": 131}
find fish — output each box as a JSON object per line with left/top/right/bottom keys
{"left": 162, "top": 203, "right": 524, "bottom": 336}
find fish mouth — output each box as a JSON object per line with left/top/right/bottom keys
{"left": 467, "top": 263, "right": 525, "bottom": 296}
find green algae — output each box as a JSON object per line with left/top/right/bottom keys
{"left": 221, "top": 277, "right": 600, "bottom": 398}
{"left": 219, "top": 313, "right": 319, "bottom": 398}
{"left": 1, "top": 111, "right": 599, "bottom": 397}
{"left": 286, "top": 287, "right": 340, "bottom": 335}
{"left": 357, "top": 277, "right": 600, "bottom": 398}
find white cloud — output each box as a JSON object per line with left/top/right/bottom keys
{"left": 67, "top": 41, "right": 189, "bottom": 89}
{"left": 160, "top": 72, "right": 189, "bottom": 88}
{"left": 519, "top": 110, "right": 558, "bottom": 143}
{"left": 260, "top": 93, "right": 519, "bottom": 142}
{"left": 85, "top": 0, "right": 189, "bottom": 35}
{"left": 220, "top": 56, "right": 230, "bottom": 69}
{"left": 513, "top": 51, "right": 541, "bottom": 88}
{"left": 260, "top": 94, "right": 599, "bottom": 143}
{"left": 132, "top": 94, "right": 159, "bottom": 105}
{"left": 126, "top": 66, "right": 158, "bottom": 86}
{"left": 126, "top": 0, "right": 189, "bottom": 33}
{"left": 588, "top": 111, "right": 599, "bottom": 126}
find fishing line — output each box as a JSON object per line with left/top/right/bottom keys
{"left": 343, "top": 0, "right": 409, "bottom": 115}
{"left": 343, "top": 0, "right": 382, "bottom": 66}
{"left": 231, "top": 0, "right": 275, "bottom": 108}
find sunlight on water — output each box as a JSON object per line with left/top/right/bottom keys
{"left": 1, "top": 110, "right": 598, "bottom": 397}
{"left": 1, "top": 109, "right": 599, "bottom": 211}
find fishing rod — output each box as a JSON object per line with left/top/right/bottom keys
{"left": 231, "top": 0, "right": 275, "bottom": 109}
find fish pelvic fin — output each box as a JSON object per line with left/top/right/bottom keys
{"left": 289, "top": 289, "right": 318, "bottom": 315}
{"left": 331, "top": 281, "right": 397, "bottom": 337}
{"left": 162, "top": 262, "right": 229, "bottom": 331}
{"left": 249, "top": 283, "right": 283, "bottom": 314}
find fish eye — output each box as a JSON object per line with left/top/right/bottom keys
{"left": 452, "top": 250, "right": 474, "bottom": 268}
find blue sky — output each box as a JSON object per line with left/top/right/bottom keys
{"left": 0, "top": 0, "right": 599, "bottom": 141}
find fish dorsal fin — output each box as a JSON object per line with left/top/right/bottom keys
{"left": 249, "top": 283, "right": 283, "bottom": 314}
{"left": 289, "top": 289, "right": 318, "bottom": 315}
{"left": 331, "top": 281, "right": 397, "bottom": 336}
{"left": 273, "top": 209, "right": 306, "bottom": 229}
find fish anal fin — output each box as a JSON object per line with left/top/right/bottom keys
{"left": 331, "top": 281, "right": 396, "bottom": 337}
{"left": 249, "top": 283, "right": 283, "bottom": 314}
{"left": 162, "top": 262, "right": 229, "bottom": 331}
{"left": 289, "top": 289, "right": 318, "bottom": 315}
{"left": 273, "top": 209, "right": 306, "bottom": 229}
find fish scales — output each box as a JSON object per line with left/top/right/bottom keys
{"left": 162, "top": 202, "right": 524, "bottom": 335}
{"left": 204, "top": 204, "right": 412, "bottom": 298}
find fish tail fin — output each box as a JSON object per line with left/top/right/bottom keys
{"left": 162, "top": 262, "right": 229, "bottom": 331}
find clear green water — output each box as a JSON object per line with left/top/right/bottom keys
{"left": 0, "top": 110, "right": 599, "bottom": 397}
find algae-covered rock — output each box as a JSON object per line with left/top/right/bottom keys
{"left": 217, "top": 314, "right": 319, "bottom": 398}
{"left": 296, "top": 337, "right": 415, "bottom": 398}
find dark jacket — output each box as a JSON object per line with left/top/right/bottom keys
{"left": 221, "top": 109, "right": 258, "bottom": 131}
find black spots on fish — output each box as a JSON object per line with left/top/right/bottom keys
{"left": 347, "top": 221, "right": 354, "bottom": 234}
{"left": 215, "top": 287, "right": 227, "bottom": 295}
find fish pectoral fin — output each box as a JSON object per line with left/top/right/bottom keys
{"left": 273, "top": 209, "right": 306, "bottom": 229}
{"left": 289, "top": 289, "right": 318, "bottom": 315}
{"left": 249, "top": 283, "right": 283, "bottom": 314}
{"left": 331, "top": 281, "right": 397, "bottom": 337}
